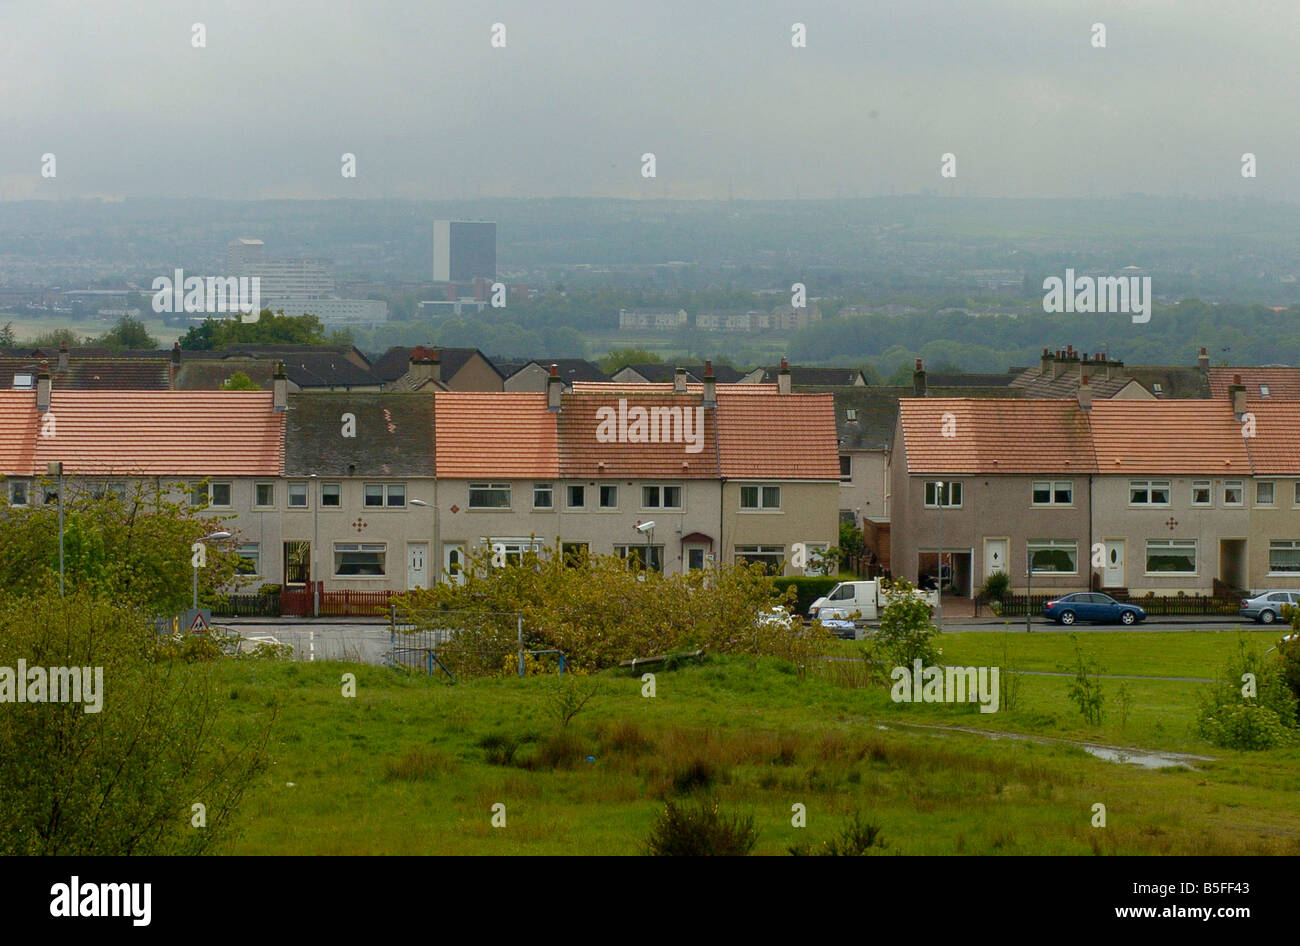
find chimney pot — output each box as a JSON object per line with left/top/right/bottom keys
{"left": 913, "top": 359, "right": 927, "bottom": 397}
{"left": 37, "top": 362, "right": 51, "bottom": 414}
{"left": 703, "top": 360, "right": 717, "bottom": 408}
{"left": 546, "top": 364, "right": 563, "bottom": 411}
{"left": 57, "top": 342, "right": 68, "bottom": 372}
{"left": 778, "top": 358, "right": 792, "bottom": 395}
{"left": 273, "top": 361, "right": 288, "bottom": 412}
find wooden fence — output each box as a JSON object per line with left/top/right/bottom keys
{"left": 215, "top": 584, "right": 398, "bottom": 618}
{"left": 976, "top": 593, "right": 1242, "bottom": 617}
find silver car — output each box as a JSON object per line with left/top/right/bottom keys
{"left": 1239, "top": 590, "right": 1300, "bottom": 624}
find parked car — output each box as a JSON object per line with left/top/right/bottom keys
{"left": 1042, "top": 593, "right": 1146, "bottom": 626}
{"left": 756, "top": 606, "right": 796, "bottom": 631}
{"left": 1239, "top": 590, "right": 1300, "bottom": 624}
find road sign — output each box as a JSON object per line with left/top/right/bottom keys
{"left": 182, "top": 608, "right": 213, "bottom": 633}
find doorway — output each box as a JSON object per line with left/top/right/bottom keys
{"left": 407, "top": 543, "right": 428, "bottom": 590}
{"left": 1102, "top": 539, "right": 1126, "bottom": 588}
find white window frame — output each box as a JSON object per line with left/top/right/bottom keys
{"left": 566, "top": 484, "right": 586, "bottom": 509}
{"left": 1223, "top": 480, "right": 1244, "bottom": 507}
{"left": 615, "top": 544, "right": 665, "bottom": 572}
{"left": 1268, "top": 540, "right": 1300, "bottom": 576}
{"left": 8, "top": 479, "right": 30, "bottom": 506}
{"left": 924, "top": 481, "right": 962, "bottom": 508}
{"left": 1145, "top": 539, "right": 1197, "bottom": 576}
{"left": 641, "top": 484, "right": 682, "bottom": 510}
{"left": 288, "top": 482, "right": 309, "bottom": 508}
{"left": 333, "top": 542, "right": 387, "bottom": 578}
{"left": 1027, "top": 539, "right": 1079, "bottom": 575}
{"left": 1191, "top": 480, "right": 1212, "bottom": 507}
{"left": 839, "top": 455, "right": 852, "bottom": 481}
{"left": 1129, "top": 479, "right": 1171, "bottom": 507}
{"left": 740, "top": 484, "right": 782, "bottom": 511}
{"left": 532, "top": 483, "right": 553, "bottom": 510}
{"left": 254, "top": 481, "right": 276, "bottom": 509}
{"left": 598, "top": 484, "right": 618, "bottom": 509}
{"left": 468, "top": 483, "right": 511, "bottom": 509}
{"left": 320, "top": 482, "right": 342, "bottom": 508}
{"left": 1256, "top": 480, "right": 1276, "bottom": 507}
{"left": 1031, "top": 480, "right": 1073, "bottom": 506}
{"left": 237, "top": 543, "right": 261, "bottom": 577}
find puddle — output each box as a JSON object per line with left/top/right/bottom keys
{"left": 885, "top": 720, "right": 1215, "bottom": 770}
{"left": 1078, "top": 745, "right": 1210, "bottom": 770}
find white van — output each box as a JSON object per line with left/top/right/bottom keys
{"left": 809, "top": 581, "right": 880, "bottom": 621}
{"left": 809, "top": 580, "right": 940, "bottom": 622}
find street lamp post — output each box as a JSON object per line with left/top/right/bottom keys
{"left": 936, "top": 481, "right": 944, "bottom": 632}
{"left": 47, "top": 462, "right": 63, "bottom": 596}
{"left": 193, "top": 530, "right": 233, "bottom": 610}
{"left": 310, "top": 474, "right": 320, "bottom": 618}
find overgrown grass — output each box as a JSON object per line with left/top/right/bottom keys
{"left": 214, "top": 635, "right": 1300, "bottom": 855}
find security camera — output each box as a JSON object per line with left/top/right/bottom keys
{"left": 636, "top": 521, "right": 656, "bottom": 533}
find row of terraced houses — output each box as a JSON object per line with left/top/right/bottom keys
{"left": 893, "top": 379, "right": 1300, "bottom": 598}
{"left": 0, "top": 364, "right": 839, "bottom": 594}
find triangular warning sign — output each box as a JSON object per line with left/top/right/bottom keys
{"left": 190, "top": 613, "right": 210, "bottom": 632}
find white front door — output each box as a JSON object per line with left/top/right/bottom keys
{"left": 442, "top": 542, "right": 466, "bottom": 585}
{"left": 407, "top": 543, "right": 428, "bottom": 590}
{"left": 1103, "top": 540, "right": 1125, "bottom": 588}
{"left": 984, "top": 538, "right": 1007, "bottom": 578}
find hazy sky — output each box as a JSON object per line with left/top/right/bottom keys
{"left": 2, "top": 0, "right": 1297, "bottom": 202}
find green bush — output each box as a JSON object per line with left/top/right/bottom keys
{"left": 645, "top": 799, "right": 757, "bottom": 856}
{"left": 773, "top": 575, "right": 842, "bottom": 613}
{"left": 789, "top": 812, "right": 888, "bottom": 856}
{"left": 980, "top": 571, "right": 1010, "bottom": 603}
{"left": 1195, "top": 635, "right": 1299, "bottom": 749}
{"left": 867, "top": 578, "right": 941, "bottom": 674}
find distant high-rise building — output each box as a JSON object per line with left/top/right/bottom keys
{"left": 433, "top": 221, "right": 496, "bottom": 282}
{"left": 227, "top": 237, "right": 335, "bottom": 300}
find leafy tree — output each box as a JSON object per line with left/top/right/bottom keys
{"left": 0, "top": 591, "right": 273, "bottom": 855}
{"left": 220, "top": 371, "right": 261, "bottom": 391}
{"left": 179, "top": 311, "right": 333, "bottom": 350}
{"left": 867, "top": 578, "right": 940, "bottom": 674}
{"left": 0, "top": 321, "right": 16, "bottom": 347}
{"left": 0, "top": 479, "right": 249, "bottom": 614}
{"left": 598, "top": 348, "right": 661, "bottom": 373}
{"left": 393, "top": 544, "right": 825, "bottom": 675}
{"left": 23, "top": 328, "right": 82, "bottom": 350}
{"left": 96, "top": 314, "right": 158, "bottom": 351}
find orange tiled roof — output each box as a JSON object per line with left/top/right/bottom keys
{"left": 558, "top": 392, "right": 718, "bottom": 477}
{"left": 1208, "top": 367, "right": 1300, "bottom": 399}
{"left": 1241, "top": 399, "right": 1300, "bottom": 474}
{"left": 899, "top": 399, "right": 1096, "bottom": 474}
{"left": 434, "top": 392, "right": 558, "bottom": 478}
{"left": 19, "top": 392, "right": 283, "bottom": 476}
{"left": 1089, "top": 400, "right": 1248, "bottom": 474}
{"left": 0, "top": 392, "right": 39, "bottom": 476}
{"left": 719, "top": 393, "right": 839, "bottom": 479}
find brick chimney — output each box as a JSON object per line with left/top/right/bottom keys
{"left": 37, "top": 361, "right": 51, "bottom": 414}
{"left": 546, "top": 363, "right": 562, "bottom": 412}
{"left": 1078, "top": 373, "right": 1093, "bottom": 411}
{"left": 408, "top": 346, "right": 440, "bottom": 386}
{"left": 273, "top": 361, "right": 288, "bottom": 412}
{"left": 673, "top": 367, "right": 687, "bottom": 394}
{"left": 913, "top": 359, "right": 927, "bottom": 397}
{"left": 703, "top": 360, "right": 717, "bottom": 408}
{"left": 1198, "top": 346, "right": 1210, "bottom": 371}
{"left": 57, "top": 341, "right": 69, "bottom": 372}
{"left": 778, "top": 357, "right": 792, "bottom": 395}
{"left": 1053, "top": 350, "right": 1068, "bottom": 378}
{"left": 1040, "top": 348, "right": 1052, "bottom": 376}
{"left": 1228, "top": 373, "right": 1247, "bottom": 419}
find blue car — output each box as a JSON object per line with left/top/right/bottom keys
{"left": 1043, "top": 593, "right": 1146, "bottom": 626}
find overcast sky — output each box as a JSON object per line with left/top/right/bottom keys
{"left": 2, "top": 0, "right": 1297, "bottom": 202}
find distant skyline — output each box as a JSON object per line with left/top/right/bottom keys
{"left": 2, "top": 0, "right": 1298, "bottom": 203}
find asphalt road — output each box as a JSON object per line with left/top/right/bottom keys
{"left": 217, "top": 615, "right": 1277, "bottom": 667}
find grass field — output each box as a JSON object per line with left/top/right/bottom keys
{"left": 215, "top": 628, "right": 1300, "bottom": 855}
{"left": 0, "top": 313, "right": 183, "bottom": 345}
